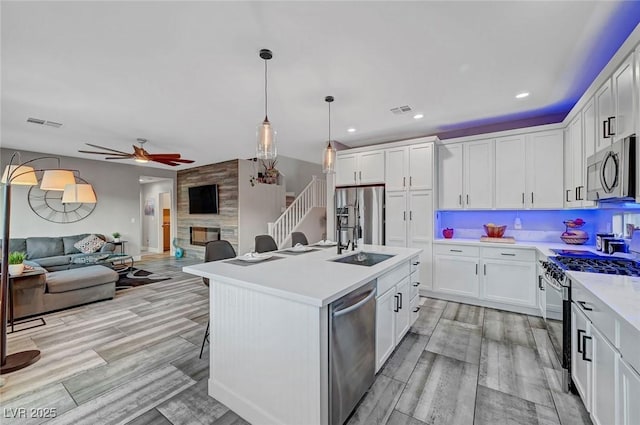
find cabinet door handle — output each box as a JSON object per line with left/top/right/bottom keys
{"left": 576, "top": 186, "right": 583, "bottom": 201}
{"left": 603, "top": 120, "right": 610, "bottom": 139}
{"left": 538, "top": 275, "right": 545, "bottom": 291}
{"left": 412, "top": 261, "right": 420, "bottom": 266}
{"left": 475, "top": 263, "right": 478, "bottom": 275}
{"left": 483, "top": 264, "right": 487, "bottom": 275}
{"left": 398, "top": 292, "right": 403, "bottom": 309}
{"left": 531, "top": 192, "right": 534, "bottom": 204}
{"left": 466, "top": 194, "right": 469, "bottom": 205}
{"left": 354, "top": 171, "right": 357, "bottom": 182}
{"left": 359, "top": 171, "right": 362, "bottom": 180}
{"left": 413, "top": 282, "right": 420, "bottom": 287}
{"left": 459, "top": 194, "right": 462, "bottom": 205}
{"left": 409, "top": 176, "right": 413, "bottom": 186}
{"left": 582, "top": 335, "right": 592, "bottom": 362}
{"left": 413, "top": 307, "right": 420, "bottom": 313}
{"left": 394, "top": 295, "right": 399, "bottom": 313}
{"left": 522, "top": 193, "right": 525, "bottom": 205}
{"left": 403, "top": 211, "right": 406, "bottom": 221}
{"left": 450, "top": 249, "right": 463, "bottom": 252}
{"left": 608, "top": 116, "right": 616, "bottom": 136}
{"left": 577, "top": 329, "right": 585, "bottom": 353}
{"left": 577, "top": 300, "right": 593, "bottom": 311}
{"left": 565, "top": 189, "right": 571, "bottom": 203}
{"left": 403, "top": 177, "right": 406, "bottom": 187}
{"left": 410, "top": 211, "right": 413, "bottom": 220}
{"left": 500, "top": 253, "right": 516, "bottom": 256}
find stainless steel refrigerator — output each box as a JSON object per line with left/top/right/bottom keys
{"left": 335, "top": 186, "right": 385, "bottom": 246}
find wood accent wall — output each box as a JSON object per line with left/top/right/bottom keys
{"left": 177, "top": 160, "right": 239, "bottom": 259}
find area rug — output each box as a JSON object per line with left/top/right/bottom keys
{"left": 116, "top": 268, "right": 171, "bottom": 289}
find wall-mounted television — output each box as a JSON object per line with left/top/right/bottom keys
{"left": 188, "top": 184, "right": 219, "bottom": 214}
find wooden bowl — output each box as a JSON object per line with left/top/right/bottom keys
{"left": 483, "top": 224, "right": 507, "bottom": 238}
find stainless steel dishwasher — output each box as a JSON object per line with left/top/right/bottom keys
{"left": 329, "top": 280, "right": 376, "bottom": 425}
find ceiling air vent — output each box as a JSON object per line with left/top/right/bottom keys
{"left": 390, "top": 105, "right": 412, "bottom": 115}
{"left": 26, "top": 117, "right": 63, "bottom": 128}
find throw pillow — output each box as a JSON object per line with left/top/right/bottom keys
{"left": 73, "top": 234, "right": 105, "bottom": 254}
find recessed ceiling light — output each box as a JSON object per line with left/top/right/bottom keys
{"left": 515, "top": 92, "right": 530, "bottom": 99}
{"left": 347, "top": 128, "right": 356, "bottom": 133}
{"left": 413, "top": 114, "right": 424, "bottom": 120}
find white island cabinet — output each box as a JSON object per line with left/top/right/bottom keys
{"left": 183, "top": 244, "right": 421, "bottom": 425}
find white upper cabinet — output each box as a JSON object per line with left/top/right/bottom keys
{"left": 595, "top": 79, "right": 614, "bottom": 153}
{"left": 582, "top": 99, "right": 597, "bottom": 208}
{"left": 526, "top": 130, "right": 565, "bottom": 209}
{"left": 335, "top": 154, "right": 358, "bottom": 186}
{"left": 464, "top": 140, "right": 494, "bottom": 209}
{"left": 495, "top": 135, "right": 526, "bottom": 209}
{"left": 359, "top": 150, "right": 385, "bottom": 184}
{"left": 613, "top": 53, "right": 636, "bottom": 141}
{"left": 408, "top": 143, "right": 433, "bottom": 190}
{"left": 385, "top": 190, "right": 408, "bottom": 247}
{"left": 385, "top": 143, "right": 433, "bottom": 191}
{"left": 385, "top": 147, "right": 409, "bottom": 191}
{"left": 335, "top": 150, "right": 385, "bottom": 186}
{"left": 438, "top": 143, "right": 464, "bottom": 209}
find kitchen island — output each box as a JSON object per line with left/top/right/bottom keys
{"left": 183, "top": 244, "right": 422, "bottom": 425}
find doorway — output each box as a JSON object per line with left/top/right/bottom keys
{"left": 160, "top": 192, "right": 171, "bottom": 253}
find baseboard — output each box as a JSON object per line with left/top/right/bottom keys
{"left": 422, "top": 290, "right": 541, "bottom": 316}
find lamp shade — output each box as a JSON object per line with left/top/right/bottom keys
{"left": 323, "top": 142, "right": 336, "bottom": 174}
{"left": 256, "top": 118, "right": 277, "bottom": 159}
{"left": 40, "top": 170, "right": 76, "bottom": 191}
{"left": 1, "top": 165, "right": 38, "bottom": 185}
{"left": 62, "top": 184, "right": 97, "bottom": 204}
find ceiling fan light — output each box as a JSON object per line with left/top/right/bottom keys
{"left": 1, "top": 165, "right": 38, "bottom": 185}
{"left": 40, "top": 169, "right": 76, "bottom": 191}
{"left": 135, "top": 158, "right": 149, "bottom": 163}
{"left": 62, "top": 183, "right": 97, "bottom": 204}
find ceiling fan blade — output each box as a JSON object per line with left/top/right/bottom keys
{"left": 146, "top": 153, "right": 182, "bottom": 158}
{"left": 104, "top": 157, "right": 130, "bottom": 160}
{"left": 85, "top": 143, "right": 132, "bottom": 155}
{"left": 165, "top": 158, "right": 195, "bottom": 163}
{"left": 79, "top": 150, "right": 131, "bottom": 156}
{"left": 152, "top": 158, "right": 180, "bottom": 166}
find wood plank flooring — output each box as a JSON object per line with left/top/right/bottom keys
{"left": 1, "top": 253, "right": 591, "bottom": 425}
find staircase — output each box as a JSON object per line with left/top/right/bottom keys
{"left": 268, "top": 176, "right": 326, "bottom": 248}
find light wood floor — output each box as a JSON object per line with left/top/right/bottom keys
{"left": 1, "top": 255, "right": 591, "bottom": 425}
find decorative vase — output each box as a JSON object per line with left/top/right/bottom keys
{"left": 113, "top": 238, "right": 120, "bottom": 243}
{"left": 8, "top": 263, "right": 24, "bottom": 276}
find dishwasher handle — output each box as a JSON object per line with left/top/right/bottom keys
{"left": 333, "top": 289, "right": 376, "bottom": 318}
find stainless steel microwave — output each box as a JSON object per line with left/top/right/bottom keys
{"left": 586, "top": 135, "right": 636, "bottom": 202}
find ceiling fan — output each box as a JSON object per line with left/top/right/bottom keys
{"left": 79, "top": 138, "right": 195, "bottom": 166}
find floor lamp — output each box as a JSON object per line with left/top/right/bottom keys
{"left": 1, "top": 153, "right": 96, "bottom": 374}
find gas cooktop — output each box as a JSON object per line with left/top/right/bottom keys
{"left": 552, "top": 255, "right": 640, "bottom": 276}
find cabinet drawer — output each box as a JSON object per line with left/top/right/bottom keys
{"left": 482, "top": 247, "right": 535, "bottom": 262}
{"left": 572, "top": 281, "right": 616, "bottom": 344}
{"left": 619, "top": 319, "right": 640, "bottom": 374}
{"left": 410, "top": 256, "right": 421, "bottom": 273}
{"left": 434, "top": 244, "right": 479, "bottom": 257}
{"left": 377, "top": 261, "right": 410, "bottom": 296}
{"left": 410, "top": 295, "right": 420, "bottom": 325}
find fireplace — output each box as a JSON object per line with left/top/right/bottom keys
{"left": 190, "top": 226, "right": 220, "bottom": 246}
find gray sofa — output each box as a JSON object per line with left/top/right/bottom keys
{"left": 8, "top": 233, "right": 116, "bottom": 271}
{"left": 6, "top": 234, "right": 119, "bottom": 319}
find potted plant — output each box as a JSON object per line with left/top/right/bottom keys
{"left": 112, "top": 232, "right": 121, "bottom": 242}
{"left": 8, "top": 251, "right": 26, "bottom": 276}
{"left": 261, "top": 159, "right": 279, "bottom": 184}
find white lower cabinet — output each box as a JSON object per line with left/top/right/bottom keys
{"left": 433, "top": 254, "right": 479, "bottom": 298}
{"left": 433, "top": 244, "right": 536, "bottom": 311}
{"left": 375, "top": 258, "right": 420, "bottom": 372}
{"left": 483, "top": 259, "right": 536, "bottom": 307}
{"left": 590, "top": 324, "right": 617, "bottom": 425}
{"left": 572, "top": 304, "right": 592, "bottom": 409}
{"left": 618, "top": 357, "right": 640, "bottom": 425}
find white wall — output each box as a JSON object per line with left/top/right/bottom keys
{"left": 140, "top": 179, "right": 173, "bottom": 252}
{"left": 237, "top": 160, "right": 286, "bottom": 254}
{"left": 1, "top": 149, "right": 176, "bottom": 257}
{"left": 281, "top": 207, "right": 326, "bottom": 248}
{"left": 273, "top": 156, "right": 323, "bottom": 196}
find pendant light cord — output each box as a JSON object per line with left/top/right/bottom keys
{"left": 264, "top": 59, "right": 268, "bottom": 119}
{"left": 328, "top": 101, "right": 331, "bottom": 144}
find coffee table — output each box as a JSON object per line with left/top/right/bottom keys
{"left": 72, "top": 253, "right": 134, "bottom": 274}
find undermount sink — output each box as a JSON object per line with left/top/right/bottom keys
{"left": 331, "top": 252, "right": 395, "bottom": 267}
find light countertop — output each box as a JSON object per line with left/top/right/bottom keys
{"left": 567, "top": 271, "right": 640, "bottom": 334}
{"left": 183, "top": 244, "right": 422, "bottom": 307}
{"left": 434, "top": 238, "right": 605, "bottom": 257}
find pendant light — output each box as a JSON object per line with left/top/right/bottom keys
{"left": 257, "top": 49, "right": 277, "bottom": 159}
{"left": 322, "top": 96, "right": 337, "bottom": 174}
